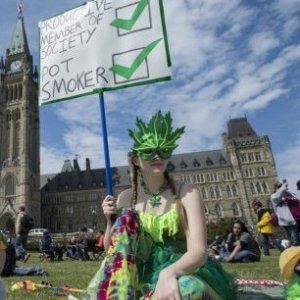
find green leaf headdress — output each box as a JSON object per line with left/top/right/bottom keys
{"left": 128, "top": 111, "right": 185, "bottom": 160}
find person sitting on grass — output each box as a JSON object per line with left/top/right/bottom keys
{"left": 95, "top": 230, "right": 104, "bottom": 252}
{"left": 1, "top": 231, "right": 48, "bottom": 277}
{"left": 40, "top": 230, "right": 63, "bottom": 261}
{"left": 221, "top": 220, "right": 261, "bottom": 263}
{"left": 76, "top": 226, "right": 91, "bottom": 261}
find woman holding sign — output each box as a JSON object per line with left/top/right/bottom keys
{"left": 85, "top": 111, "right": 236, "bottom": 300}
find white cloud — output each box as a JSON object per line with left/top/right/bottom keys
{"left": 40, "top": 145, "right": 67, "bottom": 174}
{"left": 249, "top": 31, "right": 280, "bottom": 57}
{"left": 281, "top": 17, "right": 300, "bottom": 40}
{"left": 63, "top": 125, "right": 129, "bottom": 169}
{"left": 274, "top": 0, "right": 300, "bottom": 16}
{"left": 55, "top": 96, "right": 99, "bottom": 128}
{"left": 243, "top": 88, "right": 287, "bottom": 110}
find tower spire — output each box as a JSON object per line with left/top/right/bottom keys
{"left": 7, "top": 1, "right": 30, "bottom": 56}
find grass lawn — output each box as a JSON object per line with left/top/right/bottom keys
{"left": 2, "top": 250, "right": 283, "bottom": 300}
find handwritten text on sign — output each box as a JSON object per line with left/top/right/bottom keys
{"left": 39, "top": 0, "right": 171, "bottom": 105}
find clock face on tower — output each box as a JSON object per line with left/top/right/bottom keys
{"left": 10, "top": 60, "right": 23, "bottom": 72}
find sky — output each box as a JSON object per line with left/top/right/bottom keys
{"left": 0, "top": 0, "right": 300, "bottom": 192}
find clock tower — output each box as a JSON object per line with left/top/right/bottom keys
{"left": 0, "top": 11, "right": 40, "bottom": 230}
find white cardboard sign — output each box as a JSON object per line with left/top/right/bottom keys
{"left": 39, "top": 0, "right": 171, "bottom": 105}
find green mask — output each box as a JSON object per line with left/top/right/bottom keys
{"left": 128, "top": 111, "right": 185, "bottom": 160}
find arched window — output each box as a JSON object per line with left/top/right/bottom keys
{"left": 262, "top": 181, "right": 268, "bottom": 194}
{"left": 215, "top": 204, "right": 223, "bottom": 217}
{"left": 232, "top": 202, "right": 241, "bottom": 217}
{"left": 13, "top": 85, "right": 18, "bottom": 100}
{"left": 215, "top": 186, "right": 221, "bottom": 198}
{"left": 180, "top": 160, "right": 187, "bottom": 169}
{"left": 201, "top": 187, "right": 207, "bottom": 200}
{"left": 9, "top": 86, "right": 13, "bottom": 101}
{"left": 232, "top": 185, "right": 238, "bottom": 197}
{"left": 257, "top": 167, "right": 261, "bottom": 176}
{"left": 256, "top": 182, "right": 262, "bottom": 194}
{"left": 250, "top": 182, "right": 256, "bottom": 194}
{"left": 226, "top": 185, "right": 232, "bottom": 197}
{"left": 167, "top": 162, "right": 175, "bottom": 172}
{"left": 206, "top": 157, "right": 213, "bottom": 166}
{"left": 200, "top": 174, "right": 205, "bottom": 182}
{"left": 5, "top": 124, "right": 10, "bottom": 159}
{"left": 13, "top": 122, "right": 20, "bottom": 158}
{"left": 193, "top": 175, "right": 197, "bottom": 183}
{"left": 4, "top": 176, "right": 15, "bottom": 196}
{"left": 193, "top": 159, "right": 200, "bottom": 167}
{"left": 219, "top": 155, "right": 227, "bottom": 165}
{"left": 249, "top": 168, "right": 254, "bottom": 177}
{"left": 18, "top": 84, "right": 22, "bottom": 99}
{"left": 210, "top": 187, "right": 215, "bottom": 199}
{"left": 245, "top": 168, "right": 249, "bottom": 177}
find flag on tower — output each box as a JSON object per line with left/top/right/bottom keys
{"left": 18, "top": 1, "right": 23, "bottom": 16}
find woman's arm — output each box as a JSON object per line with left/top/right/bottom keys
{"left": 163, "top": 184, "right": 207, "bottom": 277}
{"left": 271, "top": 183, "right": 288, "bottom": 205}
{"left": 102, "top": 189, "right": 132, "bottom": 252}
{"left": 103, "top": 220, "right": 113, "bottom": 252}
{"left": 223, "top": 241, "right": 241, "bottom": 262}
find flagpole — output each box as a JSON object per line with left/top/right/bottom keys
{"left": 18, "top": 0, "right": 23, "bottom": 17}
{"left": 99, "top": 91, "right": 113, "bottom": 196}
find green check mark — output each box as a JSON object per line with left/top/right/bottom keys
{"left": 111, "top": 0, "right": 150, "bottom": 31}
{"left": 110, "top": 38, "right": 162, "bottom": 80}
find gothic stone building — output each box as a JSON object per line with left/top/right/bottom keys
{"left": 0, "top": 14, "right": 40, "bottom": 231}
{"left": 40, "top": 118, "right": 279, "bottom": 233}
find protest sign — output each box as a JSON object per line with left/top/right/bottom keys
{"left": 39, "top": 0, "right": 171, "bottom": 105}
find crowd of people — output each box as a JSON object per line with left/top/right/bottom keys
{"left": 209, "top": 179, "right": 300, "bottom": 264}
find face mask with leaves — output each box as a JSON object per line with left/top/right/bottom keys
{"left": 128, "top": 111, "right": 185, "bottom": 160}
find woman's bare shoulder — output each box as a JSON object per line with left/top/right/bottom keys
{"left": 175, "top": 181, "right": 201, "bottom": 204}
{"left": 174, "top": 180, "right": 199, "bottom": 196}
{"left": 116, "top": 188, "right": 133, "bottom": 209}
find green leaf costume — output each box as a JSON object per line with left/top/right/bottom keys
{"left": 128, "top": 111, "right": 185, "bottom": 160}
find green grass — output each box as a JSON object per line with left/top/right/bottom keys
{"left": 223, "top": 251, "right": 282, "bottom": 281}
{"left": 2, "top": 250, "right": 283, "bottom": 299}
{"left": 2, "top": 253, "right": 100, "bottom": 300}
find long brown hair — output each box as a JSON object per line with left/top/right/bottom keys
{"left": 128, "top": 152, "right": 189, "bottom": 232}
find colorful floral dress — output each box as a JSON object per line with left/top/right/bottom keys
{"left": 85, "top": 207, "right": 236, "bottom": 300}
